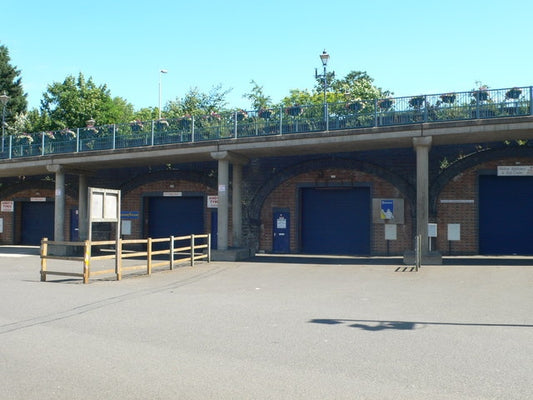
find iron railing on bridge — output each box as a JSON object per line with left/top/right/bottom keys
{"left": 2, "top": 86, "right": 532, "bottom": 160}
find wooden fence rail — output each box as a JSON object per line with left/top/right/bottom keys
{"left": 40, "top": 234, "right": 211, "bottom": 284}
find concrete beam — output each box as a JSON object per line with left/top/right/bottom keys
{"left": 210, "top": 150, "right": 249, "bottom": 165}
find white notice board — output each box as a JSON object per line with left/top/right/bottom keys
{"left": 448, "top": 224, "right": 460, "bottom": 241}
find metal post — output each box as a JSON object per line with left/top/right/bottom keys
{"left": 159, "top": 69, "right": 167, "bottom": 120}
{"left": 279, "top": 106, "right": 283, "bottom": 135}
{"left": 112, "top": 125, "right": 116, "bottom": 150}
{"left": 325, "top": 103, "right": 329, "bottom": 131}
{"left": 1, "top": 105, "right": 4, "bottom": 153}
{"left": 0, "top": 93, "right": 9, "bottom": 153}
{"left": 374, "top": 99, "right": 379, "bottom": 127}
{"left": 191, "top": 116, "right": 195, "bottom": 143}
{"left": 234, "top": 111, "right": 238, "bottom": 139}
{"left": 530, "top": 86, "right": 533, "bottom": 115}
{"left": 41, "top": 132, "right": 45, "bottom": 156}
{"left": 415, "top": 235, "right": 421, "bottom": 271}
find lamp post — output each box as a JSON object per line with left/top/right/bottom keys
{"left": 0, "top": 92, "right": 10, "bottom": 153}
{"left": 159, "top": 69, "right": 168, "bottom": 120}
{"left": 315, "top": 50, "right": 333, "bottom": 130}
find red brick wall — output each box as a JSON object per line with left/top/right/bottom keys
{"left": 122, "top": 179, "right": 219, "bottom": 240}
{"left": 259, "top": 168, "right": 413, "bottom": 255}
{"left": 436, "top": 156, "right": 531, "bottom": 254}
{"left": 0, "top": 188, "right": 76, "bottom": 244}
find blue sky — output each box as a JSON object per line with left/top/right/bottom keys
{"left": 2, "top": 0, "right": 532, "bottom": 112}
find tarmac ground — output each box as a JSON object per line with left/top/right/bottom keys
{"left": 1, "top": 246, "right": 532, "bottom": 399}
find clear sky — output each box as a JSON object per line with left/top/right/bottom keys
{"left": 2, "top": 0, "right": 532, "bottom": 112}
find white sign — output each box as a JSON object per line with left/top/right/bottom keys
{"left": 428, "top": 223, "right": 438, "bottom": 238}
{"left": 497, "top": 166, "right": 533, "bottom": 176}
{"left": 163, "top": 192, "right": 182, "bottom": 197}
{"left": 1, "top": 201, "right": 14, "bottom": 212}
{"left": 440, "top": 199, "right": 474, "bottom": 204}
{"left": 448, "top": 224, "right": 461, "bottom": 241}
{"left": 218, "top": 184, "right": 226, "bottom": 192}
{"left": 207, "top": 195, "right": 218, "bottom": 208}
{"left": 276, "top": 216, "right": 287, "bottom": 229}
{"left": 30, "top": 197, "right": 46, "bottom": 202}
{"left": 89, "top": 188, "right": 120, "bottom": 222}
{"left": 384, "top": 224, "right": 397, "bottom": 240}
{"left": 121, "top": 220, "right": 132, "bottom": 235}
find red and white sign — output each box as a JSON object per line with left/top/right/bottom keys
{"left": 207, "top": 195, "right": 218, "bottom": 208}
{"left": 1, "top": 201, "right": 14, "bottom": 212}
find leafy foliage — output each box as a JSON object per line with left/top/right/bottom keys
{"left": 39, "top": 73, "right": 134, "bottom": 130}
{"left": 0, "top": 44, "right": 27, "bottom": 125}
{"left": 243, "top": 80, "right": 272, "bottom": 110}
{"left": 165, "top": 85, "right": 232, "bottom": 118}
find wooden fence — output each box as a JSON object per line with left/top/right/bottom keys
{"left": 40, "top": 234, "right": 211, "bottom": 284}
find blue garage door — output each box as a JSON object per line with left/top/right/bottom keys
{"left": 20, "top": 201, "right": 55, "bottom": 245}
{"left": 479, "top": 175, "right": 533, "bottom": 255}
{"left": 301, "top": 187, "right": 370, "bottom": 255}
{"left": 148, "top": 196, "right": 204, "bottom": 240}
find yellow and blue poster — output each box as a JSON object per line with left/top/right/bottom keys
{"left": 380, "top": 199, "right": 394, "bottom": 220}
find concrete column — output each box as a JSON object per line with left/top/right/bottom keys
{"left": 78, "top": 175, "right": 88, "bottom": 240}
{"left": 49, "top": 166, "right": 65, "bottom": 242}
{"left": 217, "top": 158, "right": 230, "bottom": 251}
{"left": 232, "top": 164, "right": 242, "bottom": 247}
{"left": 413, "top": 136, "right": 432, "bottom": 254}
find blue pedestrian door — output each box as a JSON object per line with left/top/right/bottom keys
{"left": 273, "top": 209, "right": 290, "bottom": 253}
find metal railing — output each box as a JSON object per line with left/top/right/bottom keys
{"left": 3, "top": 86, "right": 532, "bottom": 160}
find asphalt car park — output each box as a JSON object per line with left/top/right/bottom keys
{"left": 1, "top": 248, "right": 532, "bottom": 399}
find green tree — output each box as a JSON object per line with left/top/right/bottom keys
{"left": 166, "top": 85, "right": 231, "bottom": 118}
{"left": 39, "top": 73, "right": 134, "bottom": 130}
{"left": 133, "top": 107, "right": 158, "bottom": 122}
{"left": 330, "top": 71, "right": 391, "bottom": 103}
{"left": 243, "top": 80, "right": 272, "bottom": 110}
{"left": 0, "top": 44, "right": 27, "bottom": 125}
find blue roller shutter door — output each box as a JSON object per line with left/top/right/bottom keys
{"left": 20, "top": 201, "right": 55, "bottom": 245}
{"left": 479, "top": 175, "right": 533, "bottom": 255}
{"left": 301, "top": 187, "right": 370, "bottom": 255}
{"left": 148, "top": 197, "right": 204, "bottom": 240}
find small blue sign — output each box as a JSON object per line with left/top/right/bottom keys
{"left": 121, "top": 211, "right": 139, "bottom": 219}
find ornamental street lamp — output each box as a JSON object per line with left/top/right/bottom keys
{"left": 315, "top": 50, "right": 334, "bottom": 130}
{"left": 159, "top": 69, "right": 168, "bottom": 120}
{"left": 0, "top": 92, "right": 10, "bottom": 153}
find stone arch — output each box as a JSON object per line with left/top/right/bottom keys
{"left": 0, "top": 178, "right": 77, "bottom": 200}
{"left": 118, "top": 168, "right": 217, "bottom": 195}
{"left": 247, "top": 156, "right": 415, "bottom": 224}
{"left": 429, "top": 146, "right": 533, "bottom": 215}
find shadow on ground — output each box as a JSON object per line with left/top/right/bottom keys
{"left": 0, "top": 246, "right": 40, "bottom": 256}
{"left": 309, "top": 318, "right": 533, "bottom": 331}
